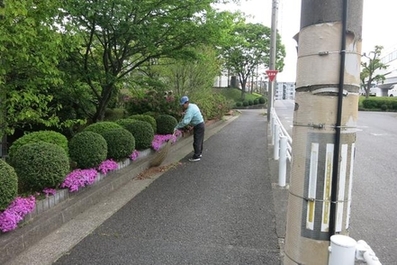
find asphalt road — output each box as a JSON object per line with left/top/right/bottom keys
{"left": 349, "top": 111, "right": 397, "bottom": 265}
{"left": 274, "top": 100, "right": 397, "bottom": 264}
{"left": 52, "top": 109, "right": 281, "bottom": 265}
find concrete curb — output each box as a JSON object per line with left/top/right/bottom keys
{"left": 0, "top": 114, "right": 240, "bottom": 265}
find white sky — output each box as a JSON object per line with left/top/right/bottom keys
{"left": 217, "top": 0, "right": 397, "bottom": 82}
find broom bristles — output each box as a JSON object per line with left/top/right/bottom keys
{"left": 149, "top": 140, "right": 172, "bottom": 167}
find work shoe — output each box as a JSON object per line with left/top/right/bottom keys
{"left": 189, "top": 157, "right": 201, "bottom": 162}
{"left": 199, "top": 154, "right": 202, "bottom": 158}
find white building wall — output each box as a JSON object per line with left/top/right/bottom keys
{"left": 275, "top": 82, "right": 296, "bottom": 100}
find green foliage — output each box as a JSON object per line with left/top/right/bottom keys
{"left": 254, "top": 98, "right": 259, "bottom": 105}
{"left": 220, "top": 22, "right": 285, "bottom": 99}
{"left": 248, "top": 99, "right": 253, "bottom": 106}
{"left": 361, "top": 46, "right": 389, "bottom": 98}
{"left": 215, "top": 87, "right": 262, "bottom": 104}
{"left": 102, "top": 128, "right": 135, "bottom": 160}
{"left": 125, "top": 89, "right": 180, "bottom": 117}
{"left": 155, "top": 45, "right": 222, "bottom": 96}
{"left": 104, "top": 108, "right": 128, "bottom": 121}
{"left": 9, "top": 131, "right": 68, "bottom": 163}
{"left": 361, "top": 97, "right": 397, "bottom": 111}
{"left": 57, "top": 0, "right": 225, "bottom": 122}
{"left": 156, "top": 115, "right": 178, "bottom": 135}
{"left": 116, "top": 119, "right": 154, "bottom": 150}
{"left": 129, "top": 114, "right": 157, "bottom": 132}
{"left": 194, "top": 93, "right": 231, "bottom": 121}
{"left": 0, "top": 160, "right": 18, "bottom": 211}
{"left": 0, "top": 0, "right": 83, "bottom": 136}
{"left": 13, "top": 142, "right": 70, "bottom": 193}
{"left": 236, "top": 102, "right": 242, "bottom": 107}
{"left": 258, "top": 97, "right": 266, "bottom": 104}
{"left": 69, "top": 131, "right": 108, "bottom": 169}
{"left": 243, "top": 101, "right": 249, "bottom": 107}
{"left": 83, "top": 122, "right": 122, "bottom": 136}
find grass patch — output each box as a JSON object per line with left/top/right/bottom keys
{"left": 214, "top": 87, "right": 262, "bottom": 103}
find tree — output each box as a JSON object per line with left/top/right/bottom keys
{"left": 0, "top": 0, "right": 80, "bottom": 136}
{"left": 360, "top": 45, "right": 389, "bottom": 98}
{"left": 58, "top": 0, "right": 234, "bottom": 122}
{"left": 221, "top": 21, "right": 285, "bottom": 100}
{"left": 155, "top": 46, "right": 221, "bottom": 96}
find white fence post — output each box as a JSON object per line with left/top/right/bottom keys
{"left": 278, "top": 136, "right": 287, "bottom": 187}
{"left": 273, "top": 124, "right": 280, "bottom": 160}
{"left": 328, "top": 235, "right": 357, "bottom": 265}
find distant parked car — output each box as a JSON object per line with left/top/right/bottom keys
{"left": 360, "top": 87, "right": 381, "bottom": 97}
{"left": 388, "top": 85, "right": 397, "bottom": 97}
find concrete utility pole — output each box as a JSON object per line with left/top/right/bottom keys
{"left": 284, "top": 1, "right": 363, "bottom": 264}
{"left": 267, "top": 0, "right": 278, "bottom": 122}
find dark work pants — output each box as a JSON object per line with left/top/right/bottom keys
{"left": 193, "top": 122, "right": 205, "bottom": 158}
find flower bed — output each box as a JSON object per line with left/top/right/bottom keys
{"left": 0, "top": 132, "right": 181, "bottom": 233}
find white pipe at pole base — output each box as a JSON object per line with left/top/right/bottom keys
{"left": 328, "top": 235, "right": 357, "bottom": 265}
{"left": 356, "top": 240, "right": 382, "bottom": 265}
{"left": 278, "top": 136, "right": 287, "bottom": 187}
{"left": 273, "top": 124, "right": 280, "bottom": 160}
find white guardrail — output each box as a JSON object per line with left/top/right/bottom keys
{"left": 270, "top": 108, "right": 292, "bottom": 188}
{"left": 270, "top": 108, "right": 382, "bottom": 265}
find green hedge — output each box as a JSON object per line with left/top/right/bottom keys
{"left": 361, "top": 97, "right": 397, "bottom": 111}
{"left": 83, "top": 121, "right": 122, "bottom": 136}
{"left": 102, "top": 128, "right": 135, "bottom": 160}
{"left": 129, "top": 114, "right": 157, "bottom": 132}
{"left": 156, "top": 114, "right": 178, "bottom": 135}
{"left": 0, "top": 160, "right": 18, "bottom": 210}
{"left": 116, "top": 119, "right": 154, "bottom": 150}
{"left": 69, "top": 131, "right": 108, "bottom": 169}
{"left": 13, "top": 142, "right": 70, "bottom": 193}
{"left": 9, "top": 130, "right": 68, "bottom": 163}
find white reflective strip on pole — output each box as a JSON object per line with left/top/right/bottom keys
{"left": 273, "top": 124, "right": 280, "bottom": 160}
{"left": 328, "top": 235, "right": 356, "bottom": 265}
{"left": 278, "top": 136, "right": 287, "bottom": 187}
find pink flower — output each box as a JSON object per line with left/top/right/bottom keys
{"left": 98, "top": 159, "right": 118, "bottom": 174}
{"left": 151, "top": 133, "right": 178, "bottom": 151}
{"left": 0, "top": 196, "right": 36, "bottom": 233}
{"left": 60, "top": 169, "right": 98, "bottom": 192}
{"left": 42, "top": 188, "right": 56, "bottom": 197}
{"left": 129, "top": 150, "right": 139, "bottom": 161}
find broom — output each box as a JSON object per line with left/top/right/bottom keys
{"left": 149, "top": 136, "right": 174, "bottom": 168}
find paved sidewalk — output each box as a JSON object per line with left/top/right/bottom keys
{"left": 7, "top": 109, "right": 286, "bottom": 265}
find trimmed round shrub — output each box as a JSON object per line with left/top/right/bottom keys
{"left": 129, "top": 114, "right": 157, "bottom": 132}
{"left": 243, "top": 101, "right": 249, "bottom": 107}
{"left": 259, "top": 97, "right": 266, "bottom": 104}
{"left": 116, "top": 119, "right": 154, "bottom": 150}
{"left": 9, "top": 130, "right": 68, "bottom": 163}
{"left": 254, "top": 98, "right": 259, "bottom": 105}
{"left": 156, "top": 114, "right": 178, "bottom": 135}
{"left": 248, "top": 99, "right": 253, "bottom": 106}
{"left": 102, "top": 128, "right": 135, "bottom": 160}
{"left": 13, "top": 142, "right": 70, "bottom": 193}
{"left": 83, "top": 121, "right": 122, "bottom": 136}
{"left": 0, "top": 160, "right": 18, "bottom": 210}
{"left": 69, "top": 131, "right": 108, "bottom": 169}
{"left": 235, "top": 102, "right": 242, "bottom": 107}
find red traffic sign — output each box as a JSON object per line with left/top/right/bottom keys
{"left": 265, "top": 70, "right": 278, "bottom": 82}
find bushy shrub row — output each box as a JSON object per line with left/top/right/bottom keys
{"left": 234, "top": 97, "right": 266, "bottom": 108}
{"left": 116, "top": 119, "right": 154, "bottom": 150}
{"left": 361, "top": 97, "right": 397, "bottom": 111}
{"left": 0, "top": 113, "right": 179, "bottom": 203}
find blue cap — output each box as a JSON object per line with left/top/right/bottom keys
{"left": 180, "top": 96, "right": 189, "bottom": 105}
